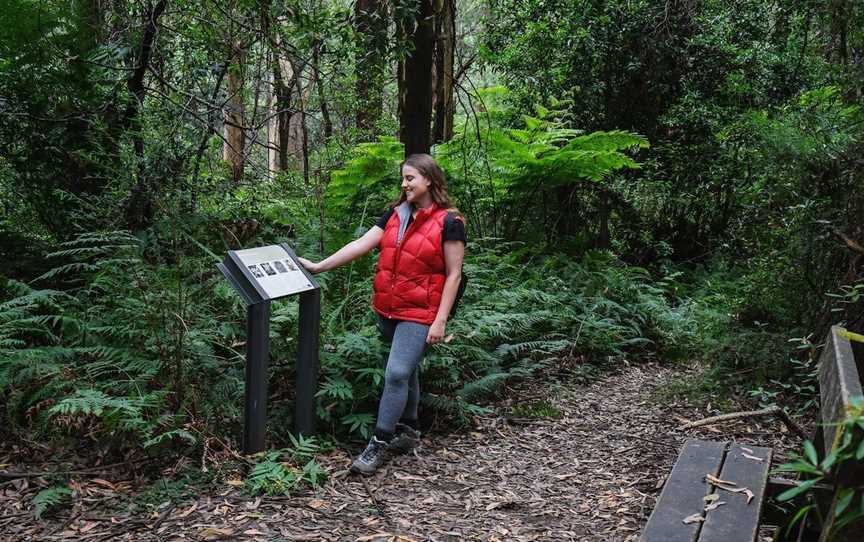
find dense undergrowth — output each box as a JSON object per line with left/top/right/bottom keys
{"left": 0, "top": 224, "right": 720, "bottom": 456}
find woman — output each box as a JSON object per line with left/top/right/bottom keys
{"left": 297, "top": 153, "right": 466, "bottom": 475}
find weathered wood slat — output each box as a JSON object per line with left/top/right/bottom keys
{"left": 698, "top": 443, "right": 772, "bottom": 542}
{"left": 818, "top": 326, "right": 864, "bottom": 458}
{"left": 816, "top": 327, "right": 864, "bottom": 542}
{"left": 639, "top": 439, "right": 727, "bottom": 542}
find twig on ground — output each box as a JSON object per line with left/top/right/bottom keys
{"left": 359, "top": 476, "right": 389, "bottom": 523}
{"left": 0, "top": 458, "right": 153, "bottom": 480}
{"left": 150, "top": 503, "right": 176, "bottom": 532}
{"left": 678, "top": 406, "right": 808, "bottom": 440}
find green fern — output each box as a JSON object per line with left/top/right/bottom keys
{"left": 32, "top": 486, "right": 73, "bottom": 519}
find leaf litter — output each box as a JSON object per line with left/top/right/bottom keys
{"left": 0, "top": 364, "right": 809, "bottom": 541}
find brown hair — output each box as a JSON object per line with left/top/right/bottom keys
{"left": 390, "top": 154, "right": 460, "bottom": 215}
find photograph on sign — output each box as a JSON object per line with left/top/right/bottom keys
{"left": 234, "top": 245, "right": 314, "bottom": 299}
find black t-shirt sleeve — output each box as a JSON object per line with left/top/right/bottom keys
{"left": 375, "top": 208, "right": 394, "bottom": 230}
{"left": 443, "top": 212, "right": 467, "bottom": 244}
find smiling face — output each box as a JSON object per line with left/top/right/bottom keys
{"left": 401, "top": 164, "right": 433, "bottom": 206}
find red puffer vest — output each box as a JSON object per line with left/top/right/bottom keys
{"left": 372, "top": 202, "right": 450, "bottom": 324}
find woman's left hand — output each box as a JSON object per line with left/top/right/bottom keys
{"left": 426, "top": 319, "right": 446, "bottom": 344}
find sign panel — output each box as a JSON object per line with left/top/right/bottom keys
{"left": 233, "top": 245, "right": 315, "bottom": 299}
{"left": 215, "top": 242, "right": 321, "bottom": 453}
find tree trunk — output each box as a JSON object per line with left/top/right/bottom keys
{"left": 831, "top": 0, "right": 849, "bottom": 65}
{"left": 267, "top": 51, "right": 279, "bottom": 177}
{"left": 223, "top": 42, "right": 246, "bottom": 182}
{"left": 271, "top": 46, "right": 296, "bottom": 172}
{"left": 124, "top": 0, "right": 167, "bottom": 231}
{"left": 398, "top": 0, "right": 435, "bottom": 156}
{"left": 312, "top": 40, "right": 332, "bottom": 140}
{"left": 432, "top": 0, "right": 456, "bottom": 144}
{"left": 297, "top": 75, "right": 310, "bottom": 185}
{"left": 354, "top": 0, "right": 387, "bottom": 139}
{"left": 285, "top": 70, "right": 310, "bottom": 167}
{"left": 596, "top": 190, "right": 611, "bottom": 250}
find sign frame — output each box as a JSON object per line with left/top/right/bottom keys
{"left": 218, "top": 243, "right": 318, "bottom": 306}
{"left": 216, "top": 242, "right": 320, "bottom": 454}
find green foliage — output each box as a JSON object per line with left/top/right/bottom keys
{"left": 304, "top": 239, "right": 705, "bottom": 434}
{"left": 1, "top": 0, "right": 861, "bottom": 476}
{"left": 245, "top": 435, "right": 325, "bottom": 496}
{"left": 773, "top": 402, "right": 864, "bottom": 539}
{"left": 327, "top": 136, "right": 404, "bottom": 215}
{"left": 441, "top": 111, "right": 648, "bottom": 187}
{"left": 0, "top": 230, "right": 233, "bottom": 449}
{"left": 510, "top": 400, "right": 562, "bottom": 419}
{"left": 32, "top": 485, "right": 73, "bottom": 519}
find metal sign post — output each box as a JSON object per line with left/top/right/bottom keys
{"left": 217, "top": 243, "right": 320, "bottom": 454}
{"left": 296, "top": 289, "right": 320, "bottom": 436}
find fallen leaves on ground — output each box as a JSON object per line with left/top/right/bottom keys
{"left": 0, "top": 364, "right": 809, "bottom": 541}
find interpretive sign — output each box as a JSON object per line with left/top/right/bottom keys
{"left": 217, "top": 243, "right": 320, "bottom": 454}
{"left": 218, "top": 243, "right": 317, "bottom": 305}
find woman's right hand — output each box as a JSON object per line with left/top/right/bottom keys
{"left": 297, "top": 257, "right": 321, "bottom": 274}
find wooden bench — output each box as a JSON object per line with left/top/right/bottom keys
{"left": 640, "top": 326, "right": 864, "bottom": 542}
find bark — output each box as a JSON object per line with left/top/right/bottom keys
{"left": 192, "top": 61, "right": 229, "bottom": 192}
{"left": 432, "top": 0, "right": 456, "bottom": 144}
{"left": 223, "top": 42, "right": 246, "bottom": 182}
{"left": 596, "top": 190, "right": 611, "bottom": 250}
{"left": 285, "top": 73, "right": 311, "bottom": 166}
{"left": 354, "top": 0, "right": 387, "bottom": 139}
{"left": 312, "top": 40, "right": 332, "bottom": 140}
{"left": 270, "top": 47, "right": 296, "bottom": 172}
{"left": 831, "top": 0, "right": 849, "bottom": 65}
{"left": 297, "top": 76, "right": 310, "bottom": 184}
{"left": 398, "top": 0, "right": 436, "bottom": 156}
{"left": 124, "top": 0, "right": 168, "bottom": 231}
{"left": 266, "top": 52, "right": 279, "bottom": 177}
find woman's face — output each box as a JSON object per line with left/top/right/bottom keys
{"left": 401, "top": 165, "right": 432, "bottom": 204}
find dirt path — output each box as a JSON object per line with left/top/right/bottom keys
{"left": 1, "top": 363, "right": 804, "bottom": 541}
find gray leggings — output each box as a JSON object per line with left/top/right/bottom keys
{"left": 375, "top": 315, "right": 429, "bottom": 434}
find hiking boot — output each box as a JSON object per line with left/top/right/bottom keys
{"left": 388, "top": 423, "right": 421, "bottom": 455}
{"left": 351, "top": 436, "right": 389, "bottom": 475}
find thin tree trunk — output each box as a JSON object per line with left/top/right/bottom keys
{"left": 191, "top": 61, "right": 229, "bottom": 197}
{"left": 223, "top": 41, "right": 246, "bottom": 182}
{"left": 432, "top": 0, "right": 456, "bottom": 144}
{"left": 124, "top": 0, "right": 168, "bottom": 230}
{"left": 354, "top": 0, "right": 387, "bottom": 139}
{"left": 271, "top": 50, "right": 296, "bottom": 172}
{"left": 297, "top": 75, "right": 310, "bottom": 185}
{"left": 831, "top": 0, "right": 849, "bottom": 65}
{"left": 398, "top": 0, "right": 435, "bottom": 156}
{"left": 312, "top": 40, "right": 332, "bottom": 140}
{"left": 596, "top": 190, "right": 610, "bottom": 250}
{"left": 267, "top": 51, "right": 279, "bottom": 177}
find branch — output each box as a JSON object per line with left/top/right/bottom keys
{"left": 833, "top": 228, "right": 864, "bottom": 256}
{"left": 0, "top": 458, "right": 153, "bottom": 480}
{"left": 123, "top": 0, "right": 168, "bottom": 127}
{"left": 678, "top": 406, "right": 808, "bottom": 441}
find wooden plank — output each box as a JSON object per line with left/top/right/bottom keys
{"left": 639, "top": 439, "right": 727, "bottom": 542}
{"left": 817, "top": 328, "right": 864, "bottom": 542}
{"left": 698, "top": 443, "right": 772, "bottom": 542}
{"left": 818, "top": 326, "right": 864, "bottom": 458}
